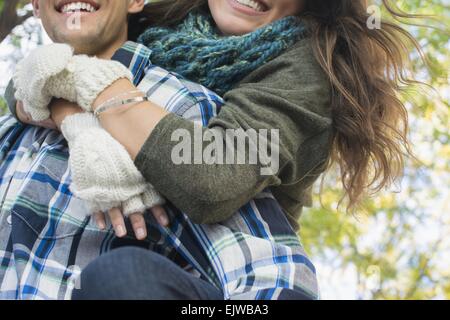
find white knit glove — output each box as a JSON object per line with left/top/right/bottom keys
{"left": 61, "top": 113, "right": 165, "bottom": 217}
{"left": 91, "top": 191, "right": 166, "bottom": 218}
{"left": 13, "top": 43, "right": 133, "bottom": 121}
{"left": 47, "top": 54, "right": 133, "bottom": 112}
{"left": 13, "top": 44, "right": 74, "bottom": 121}
{"left": 90, "top": 184, "right": 166, "bottom": 217}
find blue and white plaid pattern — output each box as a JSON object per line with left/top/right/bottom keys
{"left": 0, "top": 42, "right": 318, "bottom": 300}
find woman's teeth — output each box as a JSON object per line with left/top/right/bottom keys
{"left": 61, "top": 2, "right": 97, "bottom": 13}
{"left": 235, "top": 0, "right": 266, "bottom": 12}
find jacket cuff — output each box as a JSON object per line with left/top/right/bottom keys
{"left": 4, "top": 80, "right": 19, "bottom": 120}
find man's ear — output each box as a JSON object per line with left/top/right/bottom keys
{"left": 31, "top": 0, "right": 41, "bottom": 18}
{"left": 128, "top": 0, "right": 145, "bottom": 14}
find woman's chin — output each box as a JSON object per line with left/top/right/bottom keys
{"left": 215, "top": 18, "right": 262, "bottom": 36}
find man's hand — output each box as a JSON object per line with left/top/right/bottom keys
{"left": 16, "top": 101, "right": 58, "bottom": 130}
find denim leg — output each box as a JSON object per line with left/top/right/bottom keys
{"left": 71, "top": 247, "right": 223, "bottom": 300}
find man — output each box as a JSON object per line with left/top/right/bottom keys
{"left": 0, "top": 0, "right": 318, "bottom": 300}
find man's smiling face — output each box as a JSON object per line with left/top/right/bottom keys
{"left": 32, "top": 0, "right": 145, "bottom": 57}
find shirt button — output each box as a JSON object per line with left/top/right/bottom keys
{"left": 7, "top": 215, "right": 12, "bottom": 225}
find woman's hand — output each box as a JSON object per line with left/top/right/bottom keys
{"left": 17, "top": 80, "right": 170, "bottom": 240}
{"left": 51, "top": 106, "right": 170, "bottom": 240}
{"left": 94, "top": 206, "right": 169, "bottom": 240}
{"left": 49, "top": 98, "right": 84, "bottom": 130}
{"left": 16, "top": 101, "right": 58, "bottom": 130}
{"left": 13, "top": 44, "right": 74, "bottom": 122}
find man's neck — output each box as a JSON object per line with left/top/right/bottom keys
{"left": 96, "top": 41, "right": 127, "bottom": 60}
{"left": 74, "top": 38, "right": 128, "bottom": 60}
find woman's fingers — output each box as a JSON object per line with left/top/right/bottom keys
{"left": 108, "top": 207, "right": 127, "bottom": 238}
{"left": 151, "top": 206, "right": 169, "bottom": 227}
{"left": 39, "top": 118, "right": 59, "bottom": 130}
{"left": 17, "top": 101, "right": 58, "bottom": 130}
{"left": 93, "top": 211, "right": 106, "bottom": 230}
{"left": 97, "top": 206, "right": 165, "bottom": 239}
{"left": 129, "top": 213, "right": 147, "bottom": 240}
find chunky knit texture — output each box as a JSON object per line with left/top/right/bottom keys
{"left": 61, "top": 113, "right": 165, "bottom": 216}
{"left": 13, "top": 43, "right": 133, "bottom": 121}
{"left": 13, "top": 43, "right": 74, "bottom": 121}
{"left": 47, "top": 54, "right": 133, "bottom": 112}
{"left": 138, "top": 12, "right": 307, "bottom": 95}
{"left": 68, "top": 55, "right": 133, "bottom": 111}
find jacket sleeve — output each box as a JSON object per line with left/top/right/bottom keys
{"left": 134, "top": 39, "right": 332, "bottom": 224}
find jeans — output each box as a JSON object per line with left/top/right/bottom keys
{"left": 71, "top": 247, "right": 223, "bottom": 300}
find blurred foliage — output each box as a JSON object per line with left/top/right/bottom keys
{"left": 0, "top": 96, "right": 6, "bottom": 114}
{"left": 300, "top": 0, "right": 450, "bottom": 299}
{"left": 0, "top": 0, "right": 449, "bottom": 300}
{"left": 0, "top": 0, "right": 30, "bottom": 13}
{"left": 0, "top": 0, "right": 33, "bottom": 43}
{"left": 0, "top": 1, "right": 42, "bottom": 93}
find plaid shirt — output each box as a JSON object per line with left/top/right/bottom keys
{"left": 0, "top": 42, "right": 318, "bottom": 300}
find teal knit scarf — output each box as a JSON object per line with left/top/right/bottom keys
{"left": 138, "top": 12, "right": 307, "bottom": 95}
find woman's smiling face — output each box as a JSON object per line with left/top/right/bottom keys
{"left": 208, "top": 0, "right": 305, "bottom": 35}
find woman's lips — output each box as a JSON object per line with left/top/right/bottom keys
{"left": 226, "top": 0, "right": 270, "bottom": 16}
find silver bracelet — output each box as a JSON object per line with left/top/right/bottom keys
{"left": 94, "top": 96, "right": 149, "bottom": 118}
{"left": 99, "top": 90, "right": 142, "bottom": 105}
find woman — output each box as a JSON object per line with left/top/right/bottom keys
{"left": 11, "top": 0, "right": 420, "bottom": 299}
{"left": 51, "top": 0, "right": 417, "bottom": 236}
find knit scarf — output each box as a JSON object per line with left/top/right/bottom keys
{"left": 138, "top": 12, "right": 307, "bottom": 95}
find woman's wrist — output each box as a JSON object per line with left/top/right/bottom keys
{"left": 91, "top": 78, "right": 169, "bottom": 160}
{"left": 50, "top": 99, "right": 84, "bottom": 131}
{"left": 92, "top": 78, "right": 137, "bottom": 112}
{"left": 16, "top": 101, "right": 58, "bottom": 130}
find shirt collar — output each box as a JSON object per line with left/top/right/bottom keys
{"left": 111, "top": 41, "right": 152, "bottom": 86}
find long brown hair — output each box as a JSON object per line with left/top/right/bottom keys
{"left": 130, "top": 0, "right": 422, "bottom": 211}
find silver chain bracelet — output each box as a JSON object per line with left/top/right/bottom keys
{"left": 94, "top": 96, "right": 149, "bottom": 118}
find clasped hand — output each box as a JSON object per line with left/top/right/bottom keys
{"left": 13, "top": 44, "right": 170, "bottom": 240}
